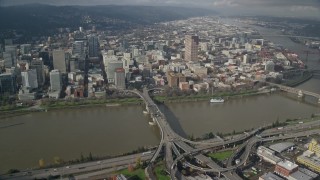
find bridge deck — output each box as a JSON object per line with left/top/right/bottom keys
{"left": 174, "top": 141, "right": 194, "bottom": 152}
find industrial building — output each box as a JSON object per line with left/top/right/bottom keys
{"left": 257, "top": 146, "right": 282, "bottom": 164}
{"left": 274, "top": 160, "right": 298, "bottom": 178}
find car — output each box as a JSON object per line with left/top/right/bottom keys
{"left": 53, "top": 169, "right": 57, "bottom": 172}
{"left": 66, "top": 166, "right": 70, "bottom": 169}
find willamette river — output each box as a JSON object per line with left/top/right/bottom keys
{"left": 1, "top": 21, "right": 320, "bottom": 173}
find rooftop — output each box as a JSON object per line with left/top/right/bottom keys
{"left": 276, "top": 160, "right": 298, "bottom": 171}
{"left": 260, "top": 172, "right": 284, "bottom": 180}
{"left": 269, "top": 142, "right": 295, "bottom": 153}
{"left": 289, "top": 170, "right": 313, "bottom": 180}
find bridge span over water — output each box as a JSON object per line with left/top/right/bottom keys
{"left": 126, "top": 86, "right": 320, "bottom": 179}
{"left": 267, "top": 82, "right": 320, "bottom": 103}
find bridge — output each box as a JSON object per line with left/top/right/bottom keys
{"left": 259, "top": 34, "right": 320, "bottom": 41}
{"left": 127, "top": 87, "right": 320, "bottom": 179}
{"left": 267, "top": 82, "right": 320, "bottom": 103}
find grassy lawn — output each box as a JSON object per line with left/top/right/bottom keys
{"left": 207, "top": 150, "right": 233, "bottom": 161}
{"left": 117, "top": 168, "right": 145, "bottom": 180}
{"left": 154, "top": 162, "right": 170, "bottom": 180}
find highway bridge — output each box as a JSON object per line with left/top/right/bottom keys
{"left": 258, "top": 34, "right": 320, "bottom": 41}
{"left": 267, "top": 82, "right": 320, "bottom": 103}
{"left": 128, "top": 87, "right": 320, "bottom": 179}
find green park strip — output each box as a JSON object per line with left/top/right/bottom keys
{"left": 207, "top": 150, "right": 234, "bottom": 161}
{"left": 154, "top": 90, "right": 261, "bottom": 103}
{"left": 154, "top": 162, "right": 170, "bottom": 180}
{"left": 116, "top": 168, "right": 146, "bottom": 180}
{"left": 41, "top": 97, "right": 143, "bottom": 109}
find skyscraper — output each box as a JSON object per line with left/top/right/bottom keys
{"left": 107, "top": 61, "right": 123, "bottom": 83}
{"left": 30, "top": 59, "right": 45, "bottom": 86}
{"left": 115, "top": 68, "right": 126, "bottom": 89}
{"left": 21, "top": 69, "right": 38, "bottom": 90}
{"left": 50, "top": 70, "right": 62, "bottom": 92}
{"left": 88, "top": 35, "right": 99, "bottom": 58}
{"left": 20, "top": 44, "right": 32, "bottom": 55}
{"left": 0, "top": 73, "right": 16, "bottom": 95}
{"left": 53, "top": 50, "right": 67, "bottom": 73}
{"left": 185, "top": 35, "right": 199, "bottom": 62}
{"left": 72, "top": 41, "right": 85, "bottom": 59}
{"left": 3, "top": 45, "right": 17, "bottom": 68}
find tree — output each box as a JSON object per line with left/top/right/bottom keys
{"left": 208, "top": 132, "right": 214, "bottom": 139}
{"left": 7, "top": 169, "right": 20, "bottom": 174}
{"left": 80, "top": 153, "right": 85, "bottom": 162}
{"left": 135, "top": 156, "right": 141, "bottom": 169}
{"left": 88, "top": 152, "right": 93, "bottom": 161}
{"left": 128, "top": 164, "right": 134, "bottom": 172}
{"left": 39, "top": 159, "right": 45, "bottom": 168}
{"left": 53, "top": 156, "right": 63, "bottom": 165}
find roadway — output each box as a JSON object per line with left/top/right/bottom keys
{"left": 170, "top": 128, "right": 320, "bottom": 179}
{"left": 0, "top": 152, "right": 153, "bottom": 180}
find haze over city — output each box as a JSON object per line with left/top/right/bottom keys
{"left": 0, "top": 0, "right": 320, "bottom": 19}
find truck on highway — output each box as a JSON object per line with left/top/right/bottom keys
{"left": 142, "top": 151, "right": 152, "bottom": 155}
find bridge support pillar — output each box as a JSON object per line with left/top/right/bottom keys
{"left": 298, "top": 90, "right": 304, "bottom": 98}
{"left": 318, "top": 98, "right": 320, "bottom": 104}
{"left": 218, "top": 172, "right": 221, "bottom": 177}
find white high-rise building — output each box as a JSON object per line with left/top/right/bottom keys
{"left": 107, "top": 61, "right": 123, "bottom": 83}
{"left": 53, "top": 50, "right": 67, "bottom": 73}
{"left": 21, "top": 69, "right": 38, "bottom": 89}
{"left": 50, "top": 69, "right": 62, "bottom": 92}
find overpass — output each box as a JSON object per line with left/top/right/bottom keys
{"left": 267, "top": 82, "right": 320, "bottom": 103}
{"left": 128, "top": 87, "right": 320, "bottom": 179}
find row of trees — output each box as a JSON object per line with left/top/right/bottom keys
{"left": 38, "top": 152, "right": 95, "bottom": 168}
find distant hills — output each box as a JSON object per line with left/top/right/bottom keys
{"left": 0, "top": 4, "right": 217, "bottom": 37}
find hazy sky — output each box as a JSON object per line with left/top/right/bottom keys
{"left": 0, "top": 0, "right": 319, "bottom": 19}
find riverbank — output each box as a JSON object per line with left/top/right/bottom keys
{"left": 0, "top": 97, "right": 144, "bottom": 119}
{"left": 152, "top": 90, "right": 270, "bottom": 104}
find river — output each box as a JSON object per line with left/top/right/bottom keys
{"left": 0, "top": 106, "right": 159, "bottom": 173}
{"left": 1, "top": 19, "right": 320, "bottom": 174}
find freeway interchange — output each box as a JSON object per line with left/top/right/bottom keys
{"left": 131, "top": 88, "right": 320, "bottom": 179}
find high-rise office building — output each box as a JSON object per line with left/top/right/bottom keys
{"left": 185, "top": 35, "right": 199, "bottom": 62}
{"left": 72, "top": 41, "right": 85, "bottom": 59}
{"left": 0, "top": 73, "right": 16, "bottom": 95}
{"left": 3, "top": 51, "right": 16, "bottom": 68}
{"left": 53, "top": 50, "right": 67, "bottom": 73}
{"left": 107, "top": 61, "right": 123, "bottom": 83}
{"left": 20, "top": 44, "right": 32, "bottom": 55}
{"left": 21, "top": 69, "right": 38, "bottom": 90}
{"left": 50, "top": 70, "right": 62, "bottom": 92}
{"left": 30, "top": 59, "right": 45, "bottom": 86}
{"left": 115, "top": 68, "right": 126, "bottom": 89}
{"left": 88, "top": 35, "right": 99, "bottom": 57}
{"left": 3, "top": 45, "right": 17, "bottom": 68}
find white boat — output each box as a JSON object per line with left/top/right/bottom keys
{"left": 143, "top": 110, "right": 149, "bottom": 114}
{"left": 210, "top": 97, "right": 224, "bottom": 103}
